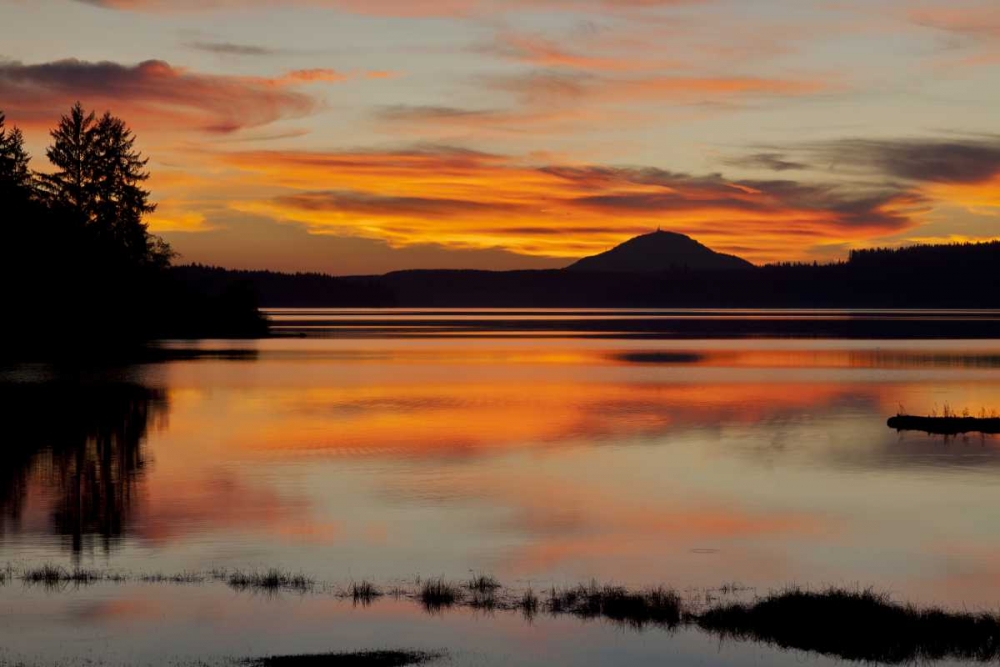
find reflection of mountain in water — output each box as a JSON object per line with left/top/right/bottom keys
{"left": 0, "top": 383, "right": 166, "bottom": 556}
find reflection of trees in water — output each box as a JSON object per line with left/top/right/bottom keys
{"left": 0, "top": 382, "right": 166, "bottom": 556}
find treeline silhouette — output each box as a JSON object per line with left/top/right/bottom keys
{"left": 174, "top": 239, "right": 1000, "bottom": 311}
{"left": 0, "top": 105, "right": 266, "bottom": 356}
{"left": 0, "top": 381, "right": 165, "bottom": 557}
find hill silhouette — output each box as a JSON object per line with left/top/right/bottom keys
{"left": 567, "top": 230, "right": 754, "bottom": 272}
{"left": 173, "top": 239, "right": 1000, "bottom": 317}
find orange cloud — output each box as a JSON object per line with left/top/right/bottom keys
{"left": 485, "top": 32, "right": 680, "bottom": 72}
{"left": 276, "top": 68, "right": 349, "bottom": 85}
{"left": 909, "top": 5, "right": 1000, "bottom": 38}
{"left": 220, "top": 146, "right": 920, "bottom": 263}
{"left": 925, "top": 174, "right": 1000, "bottom": 217}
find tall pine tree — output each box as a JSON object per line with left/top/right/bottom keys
{"left": 0, "top": 110, "right": 33, "bottom": 202}
{"left": 40, "top": 102, "right": 98, "bottom": 223}
{"left": 40, "top": 103, "right": 169, "bottom": 267}
{"left": 93, "top": 112, "right": 158, "bottom": 264}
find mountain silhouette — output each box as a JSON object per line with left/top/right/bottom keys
{"left": 566, "top": 230, "right": 754, "bottom": 272}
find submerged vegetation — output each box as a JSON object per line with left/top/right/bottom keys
{"left": 697, "top": 586, "right": 1000, "bottom": 664}
{"left": 547, "top": 582, "right": 683, "bottom": 629}
{"left": 6, "top": 565, "right": 1000, "bottom": 663}
{"left": 243, "top": 651, "right": 442, "bottom": 667}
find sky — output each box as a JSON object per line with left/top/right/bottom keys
{"left": 1, "top": 0, "right": 999, "bottom": 274}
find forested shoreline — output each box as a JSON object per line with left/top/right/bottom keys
{"left": 173, "top": 239, "right": 1000, "bottom": 310}
{"left": 0, "top": 104, "right": 267, "bottom": 355}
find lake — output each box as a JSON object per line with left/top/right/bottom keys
{"left": 3, "top": 309, "right": 1000, "bottom": 666}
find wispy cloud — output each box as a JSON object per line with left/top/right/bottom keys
{"left": 486, "top": 70, "right": 831, "bottom": 107}
{"left": 811, "top": 137, "right": 1000, "bottom": 184}
{"left": 0, "top": 58, "right": 329, "bottom": 133}
{"left": 185, "top": 41, "right": 286, "bottom": 56}
{"left": 478, "top": 32, "right": 680, "bottom": 72}
{"left": 725, "top": 153, "right": 810, "bottom": 172}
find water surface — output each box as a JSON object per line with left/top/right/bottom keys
{"left": 3, "top": 309, "right": 1000, "bottom": 665}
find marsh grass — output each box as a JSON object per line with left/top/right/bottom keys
{"left": 547, "top": 582, "right": 682, "bottom": 629}
{"left": 696, "top": 586, "right": 1000, "bottom": 664}
{"left": 518, "top": 588, "right": 540, "bottom": 620}
{"left": 466, "top": 573, "right": 501, "bottom": 594}
{"left": 227, "top": 569, "right": 313, "bottom": 594}
{"left": 464, "top": 573, "right": 501, "bottom": 612}
{"left": 419, "top": 578, "right": 461, "bottom": 612}
{"left": 8, "top": 563, "right": 1000, "bottom": 663}
{"left": 350, "top": 580, "right": 382, "bottom": 606}
{"left": 138, "top": 571, "right": 207, "bottom": 585}
{"left": 21, "top": 565, "right": 103, "bottom": 587}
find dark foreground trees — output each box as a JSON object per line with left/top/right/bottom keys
{"left": 0, "top": 104, "right": 266, "bottom": 355}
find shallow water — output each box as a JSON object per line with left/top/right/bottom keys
{"left": 3, "top": 309, "right": 1000, "bottom": 665}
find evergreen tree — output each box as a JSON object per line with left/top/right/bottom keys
{"left": 39, "top": 103, "right": 170, "bottom": 267}
{"left": 0, "top": 110, "right": 33, "bottom": 201}
{"left": 92, "top": 112, "right": 158, "bottom": 264}
{"left": 40, "top": 102, "right": 98, "bottom": 222}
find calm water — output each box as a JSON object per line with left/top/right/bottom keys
{"left": 3, "top": 309, "right": 1000, "bottom": 666}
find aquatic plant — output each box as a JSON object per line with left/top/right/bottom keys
{"left": 21, "top": 564, "right": 102, "bottom": 587}
{"left": 547, "top": 582, "right": 683, "bottom": 628}
{"left": 419, "top": 578, "right": 461, "bottom": 612}
{"left": 350, "top": 580, "right": 383, "bottom": 605}
{"left": 466, "top": 573, "right": 501, "bottom": 594}
{"left": 518, "top": 588, "right": 540, "bottom": 620}
{"left": 227, "top": 568, "right": 313, "bottom": 593}
{"left": 696, "top": 586, "right": 1000, "bottom": 664}
{"left": 243, "top": 650, "right": 442, "bottom": 666}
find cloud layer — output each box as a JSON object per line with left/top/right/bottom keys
{"left": 220, "top": 146, "right": 928, "bottom": 263}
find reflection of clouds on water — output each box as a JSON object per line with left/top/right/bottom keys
{"left": 231, "top": 381, "right": 874, "bottom": 461}
{"left": 4, "top": 334, "right": 1000, "bottom": 609}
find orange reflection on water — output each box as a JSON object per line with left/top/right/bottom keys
{"left": 7, "top": 335, "right": 1000, "bottom": 608}
{"left": 182, "top": 381, "right": 866, "bottom": 459}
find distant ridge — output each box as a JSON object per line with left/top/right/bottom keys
{"left": 566, "top": 230, "right": 754, "bottom": 272}
{"left": 170, "top": 239, "right": 1000, "bottom": 310}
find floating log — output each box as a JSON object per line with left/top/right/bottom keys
{"left": 887, "top": 415, "right": 1000, "bottom": 435}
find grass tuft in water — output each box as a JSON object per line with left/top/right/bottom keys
{"left": 419, "top": 578, "right": 461, "bottom": 612}
{"left": 227, "top": 569, "right": 313, "bottom": 593}
{"left": 21, "top": 564, "right": 102, "bottom": 587}
{"left": 350, "top": 580, "right": 383, "bottom": 605}
{"left": 547, "top": 582, "right": 683, "bottom": 628}
{"left": 518, "top": 588, "right": 540, "bottom": 620}
{"left": 466, "top": 573, "right": 501, "bottom": 594}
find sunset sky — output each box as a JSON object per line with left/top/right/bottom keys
{"left": 2, "top": 0, "right": 999, "bottom": 274}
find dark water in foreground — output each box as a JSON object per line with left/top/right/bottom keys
{"left": 2, "top": 309, "right": 1000, "bottom": 666}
